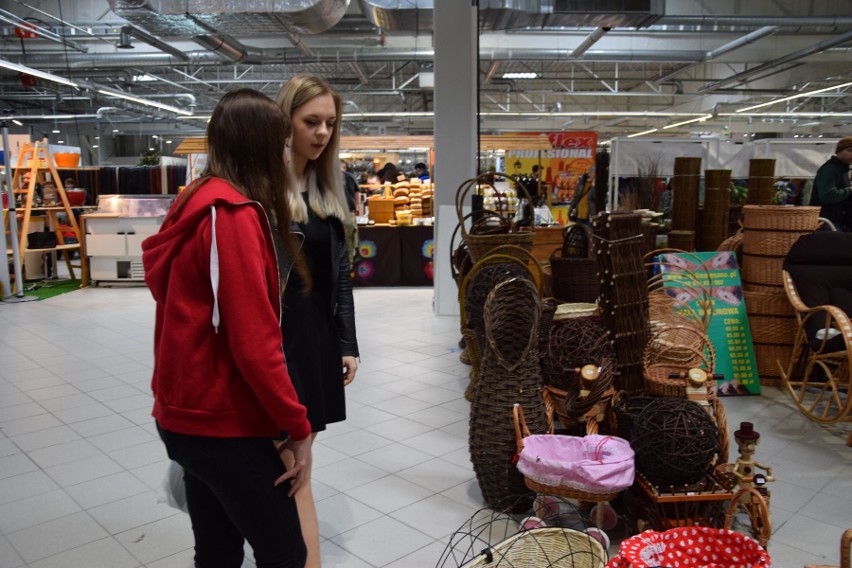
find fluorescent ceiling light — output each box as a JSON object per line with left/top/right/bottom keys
{"left": 97, "top": 88, "right": 194, "bottom": 116}
{"left": 12, "top": 119, "right": 22, "bottom": 126}
{"left": 502, "top": 72, "right": 537, "bottom": 79}
{"left": 627, "top": 128, "right": 660, "bottom": 138}
{"left": 719, "top": 112, "right": 852, "bottom": 118}
{"left": 735, "top": 81, "right": 852, "bottom": 113}
{"left": 663, "top": 114, "right": 713, "bottom": 129}
{"left": 0, "top": 57, "right": 78, "bottom": 88}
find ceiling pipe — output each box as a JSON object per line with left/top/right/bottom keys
{"left": 14, "top": 48, "right": 707, "bottom": 70}
{"left": 0, "top": 9, "right": 88, "bottom": 53}
{"left": 651, "top": 26, "right": 778, "bottom": 84}
{"left": 120, "top": 25, "right": 190, "bottom": 61}
{"left": 571, "top": 27, "right": 610, "bottom": 58}
{"left": 700, "top": 28, "right": 852, "bottom": 92}
{"left": 657, "top": 15, "right": 852, "bottom": 28}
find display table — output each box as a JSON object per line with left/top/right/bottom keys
{"left": 354, "top": 225, "right": 434, "bottom": 287}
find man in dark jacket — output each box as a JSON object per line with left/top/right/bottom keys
{"left": 810, "top": 137, "right": 852, "bottom": 230}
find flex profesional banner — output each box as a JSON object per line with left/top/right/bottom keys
{"left": 505, "top": 131, "right": 597, "bottom": 202}
{"left": 659, "top": 251, "right": 760, "bottom": 396}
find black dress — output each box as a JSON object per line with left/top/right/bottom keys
{"left": 281, "top": 200, "right": 345, "bottom": 432}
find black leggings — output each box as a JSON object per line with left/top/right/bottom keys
{"left": 157, "top": 425, "right": 306, "bottom": 568}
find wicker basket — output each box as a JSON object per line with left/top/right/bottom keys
{"left": 550, "top": 224, "right": 600, "bottom": 304}
{"left": 667, "top": 230, "right": 695, "bottom": 251}
{"left": 743, "top": 229, "right": 809, "bottom": 256}
{"left": 459, "top": 527, "right": 606, "bottom": 568}
{"left": 643, "top": 326, "right": 716, "bottom": 397}
{"left": 470, "top": 278, "right": 548, "bottom": 507}
{"left": 748, "top": 314, "right": 797, "bottom": 344}
{"left": 741, "top": 205, "right": 821, "bottom": 231}
{"left": 743, "top": 289, "right": 794, "bottom": 317}
{"left": 457, "top": 172, "right": 536, "bottom": 263}
{"left": 513, "top": 404, "right": 621, "bottom": 503}
{"left": 752, "top": 342, "right": 792, "bottom": 380}
{"left": 741, "top": 253, "right": 784, "bottom": 287}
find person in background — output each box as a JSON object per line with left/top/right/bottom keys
{"left": 339, "top": 158, "right": 361, "bottom": 264}
{"left": 379, "top": 162, "right": 401, "bottom": 184}
{"left": 413, "top": 162, "right": 430, "bottom": 181}
{"left": 141, "top": 88, "right": 312, "bottom": 568}
{"left": 275, "top": 73, "right": 360, "bottom": 568}
{"left": 810, "top": 136, "right": 852, "bottom": 231}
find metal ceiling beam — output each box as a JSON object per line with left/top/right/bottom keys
{"left": 700, "top": 28, "right": 852, "bottom": 92}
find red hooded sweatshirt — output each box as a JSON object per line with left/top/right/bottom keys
{"left": 142, "top": 178, "right": 310, "bottom": 441}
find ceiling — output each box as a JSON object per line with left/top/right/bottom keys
{"left": 1, "top": 0, "right": 852, "bottom": 157}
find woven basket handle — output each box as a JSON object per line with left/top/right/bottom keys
{"left": 561, "top": 223, "right": 595, "bottom": 259}
{"left": 455, "top": 171, "right": 535, "bottom": 241}
{"left": 513, "top": 403, "right": 531, "bottom": 453}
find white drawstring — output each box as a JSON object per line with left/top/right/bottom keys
{"left": 210, "top": 205, "right": 221, "bottom": 333}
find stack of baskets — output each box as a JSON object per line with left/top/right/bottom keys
{"left": 740, "top": 205, "right": 821, "bottom": 385}
{"left": 669, "top": 157, "right": 702, "bottom": 251}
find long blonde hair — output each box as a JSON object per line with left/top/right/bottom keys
{"left": 275, "top": 74, "right": 348, "bottom": 224}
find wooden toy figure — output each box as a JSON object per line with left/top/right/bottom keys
{"left": 732, "top": 422, "right": 775, "bottom": 497}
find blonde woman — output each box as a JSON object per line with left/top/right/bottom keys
{"left": 275, "top": 73, "right": 359, "bottom": 568}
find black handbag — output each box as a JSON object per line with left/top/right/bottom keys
{"left": 28, "top": 230, "right": 57, "bottom": 249}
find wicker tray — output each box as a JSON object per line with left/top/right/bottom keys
{"left": 629, "top": 470, "right": 734, "bottom": 532}
{"left": 741, "top": 205, "right": 821, "bottom": 231}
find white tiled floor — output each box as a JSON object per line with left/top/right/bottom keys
{"left": 1, "top": 285, "right": 850, "bottom": 567}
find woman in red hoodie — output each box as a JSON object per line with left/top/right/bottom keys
{"left": 142, "top": 89, "right": 311, "bottom": 568}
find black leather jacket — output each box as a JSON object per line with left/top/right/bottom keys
{"left": 327, "top": 215, "right": 359, "bottom": 358}
{"left": 273, "top": 220, "right": 359, "bottom": 359}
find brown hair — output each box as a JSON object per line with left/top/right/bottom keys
{"left": 274, "top": 74, "right": 347, "bottom": 223}
{"left": 175, "top": 88, "right": 308, "bottom": 287}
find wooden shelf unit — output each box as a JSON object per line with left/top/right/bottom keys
{"left": 4, "top": 141, "right": 86, "bottom": 283}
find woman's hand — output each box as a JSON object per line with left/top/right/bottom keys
{"left": 273, "top": 436, "right": 312, "bottom": 496}
{"left": 342, "top": 355, "right": 358, "bottom": 386}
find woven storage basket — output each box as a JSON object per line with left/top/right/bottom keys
{"left": 459, "top": 527, "right": 606, "bottom": 568}
{"left": 742, "top": 281, "right": 784, "bottom": 294}
{"left": 741, "top": 253, "right": 784, "bottom": 287}
{"left": 741, "top": 205, "right": 821, "bottom": 231}
{"left": 752, "top": 342, "right": 792, "bottom": 380}
{"left": 748, "top": 314, "right": 797, "bottom": 344}
{"left": 457, "top": 172, "right": 535, "bottom": 263}
{"left": 743, "top": 289, "right": 794, "bottom": 317}
{"left": 743, "top": 229, "right": 810, "bottom": 256}
{"left": 671, "top": 157, "right": 702, "bottom": 231}
{"left": 470, "top": 278, "right": 548, "bottom": 508}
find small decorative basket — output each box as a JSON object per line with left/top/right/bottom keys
{"left": 456, "top": 172, "right": 535, "bottom": 263}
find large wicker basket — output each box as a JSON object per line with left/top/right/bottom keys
{"left": 456, "top": 172, "right": 535, "bottom": 263}
{"left": 741, "top": 205, "right": 821, "bottom": 231}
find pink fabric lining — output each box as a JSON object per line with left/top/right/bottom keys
{"left": 517, "top": 434, "right": 635, "bottom": 494}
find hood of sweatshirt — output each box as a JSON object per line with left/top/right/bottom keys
{"left": 142, "top": 178, "right": 266, "bottom": 330}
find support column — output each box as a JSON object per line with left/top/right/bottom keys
{"left": 434, "top": 0, "right": 477, "bottom": 315}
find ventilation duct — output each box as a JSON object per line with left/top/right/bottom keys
{"left": 107, "top": 0, "right": 348, "bottom": 37}
{"left": 357, "top": 0, "right": 664, "bottom": 31}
